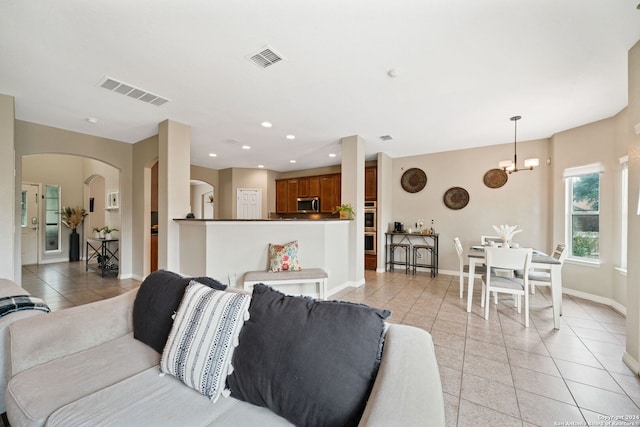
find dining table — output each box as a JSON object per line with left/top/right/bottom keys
{"left": 466, "top": 246, "right": 563, "bottom": 329}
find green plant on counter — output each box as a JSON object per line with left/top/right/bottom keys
{"left": 335, "top": 203, "right": 355, "bottom": 220}
{"left": 101, "top": 226, "right": 119, "bottom": 234}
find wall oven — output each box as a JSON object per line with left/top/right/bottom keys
{"left": 364, "top": 232, "right": 376, "bottom": 255}
{"left": 364, "top": 201, "right": 376, "bottom": 232}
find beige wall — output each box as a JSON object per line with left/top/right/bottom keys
{"left": 392, "top": 138, "right": 550, "bottom": 273}
{"left": 14, "top": 120, "right": 133, "bottom": 279}
{"left": 21, "top": 155, "right": 121, "bottom": 263}
{"left": 551, "top": 115, "right": 624, "bottom": 302}
{"left": 0, "top": 95, "right": 15, "bottom": 280}
{"left": 131, "top": 135, "right": 158, "bottom": 279}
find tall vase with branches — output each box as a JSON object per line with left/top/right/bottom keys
{"left": 60, "top": 206, "right": 88, "bottom": 261}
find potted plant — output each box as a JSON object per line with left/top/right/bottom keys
{"left": 102, "top": 226, "right": 119, "bottom": 240}
{"left": 60, "top": 206, "right": 88, "bottom": 261}
{"left": 335, "top": 204, "right": 355, "bottom": 220}
{"left": 92, "top": 226, "right": 103, "bottom": 239}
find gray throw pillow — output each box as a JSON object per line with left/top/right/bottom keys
{"left": 132, "top": 270, "right": 226, "bottom": 353}
{"left": 226, "top": 284, "right": 390, "bottom": 427}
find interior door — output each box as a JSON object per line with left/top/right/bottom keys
{"left": 237, "top": 189, "right": 262, "bottom": 219}
{"left": 21, "top": 183, "right": 39, "bottom": 265}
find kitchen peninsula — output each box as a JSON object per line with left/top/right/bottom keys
{"left": 176, "top": 218, "right": 352, "bottom": 297}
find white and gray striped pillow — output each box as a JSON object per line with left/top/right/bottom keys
{"left": 160, "top": 281, "right": 250, "bottom": 401}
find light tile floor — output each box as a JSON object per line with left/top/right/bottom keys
{"left": 19, "top": 263, "right": 640, "bottom": 427}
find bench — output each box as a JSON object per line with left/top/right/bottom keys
{"left": 243, "top": 268, "right": 328, "bottom": 299}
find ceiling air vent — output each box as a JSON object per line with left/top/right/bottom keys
{"left": 97, "top": 76, "right": 170, "bottom": 106}
{"left": 379, "top": 135, "right": 393, "bottom": 141}
{"left": 247, "top": 46, "right": 285, "bottom": 69}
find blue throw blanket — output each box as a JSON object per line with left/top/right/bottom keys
{"left": 0, "top": 295, "right": 50, "bottom": 318}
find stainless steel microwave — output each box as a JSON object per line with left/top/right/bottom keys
{"left": 297, "top": 197, "right": 320, "bottom": 213}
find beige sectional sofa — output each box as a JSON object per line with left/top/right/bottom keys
{"left": 5, "top": 279, "right": 445, "bottom": 426}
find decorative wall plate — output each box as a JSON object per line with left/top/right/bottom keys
{"left": 401, "top": 168, "right": 427, "bottom": 193}
{"left": 483, "top": 168, "right": 508, "bottom": 189}
{"left": 443, "top": 187, "right": 470, "bottom": 210}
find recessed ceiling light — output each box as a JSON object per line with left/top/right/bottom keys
{"left": 289, "top": 160, "right": 296, "bottom": 163}
{"left": 209, "top": 153, "right": 217, "bottom": 157}
{"left": 258, "top": 164, "right": 264, "bottom": 168}
{"left": 286, "top": 134, "right": 295, "bottom": 140}
{"left": 86, "top": 117, "right": 98, "bottom": 124}
{"left": 261, "top": 121, "right": 272, "bottom": 128}
{"left": 329, "top": 153, "right": 336, "bottom": 158}
{"left": 242, "top": 145, "right": 251, "bottom": 150}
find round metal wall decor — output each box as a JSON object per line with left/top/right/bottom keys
{"left": 401, "top": 168, "right": 427, "bottom": 193}
{"left": 483, "top": 168, "right": 508, "bottom": 189}
{"left": 443, "top": 187, "right": 470, "bottom": 210}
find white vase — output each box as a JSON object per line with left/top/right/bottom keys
{"left": 105, "top": 233, "right": 112, "bottom": 240}
{"left": 99, "top": 231, "right": 105, "bottom": 239}
{"left": 502, "top": 239, "right": 510, "bottom": 248}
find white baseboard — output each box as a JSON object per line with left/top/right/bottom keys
{"left": 623, "top": 352, "right": 640, "bottom": 375}
{"left": 562, "top": 287, "right": 627, "bottom": 316}
{"left": 131, "top": 274, "right": 145, "bottom": 281}
{"left": 118, "top": 273, "right": 133, "bottom": 280}
{"left": 326, "top": 281, "right": 359, "bottom": 298}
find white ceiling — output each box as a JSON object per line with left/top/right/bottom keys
{"left": 1, "top": 1, "right": 639, "bottom": 172}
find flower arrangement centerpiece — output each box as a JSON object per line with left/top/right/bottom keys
{"left": 492, "top": 224, "right": 522, "bottom": 248}
{"left": 60, "top": 206, "right": 88, "bottom": 232}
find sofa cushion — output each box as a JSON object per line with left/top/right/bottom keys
{"left": 6, "top": 333, "right": 159, "bottom": 427}
{"left": 133, "top": 270, "right": 226, "bottom": 353}
{"left": 227, "top": 284, "right": 391, "bottom": 427}
{"left": 45, "top": 367, "right": 295, "bottom": 427}
{"left": 160, "top": 282, "right": 250, "bottom": 402}
{"left": 268, "top": 240, "right": 301, "bottom": 272}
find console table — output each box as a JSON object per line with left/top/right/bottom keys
{"left": 86, "top": 238, "right": 119, "bottom": 277}
{"left": 385, "top": 232, "right": 439, "bottom": 277}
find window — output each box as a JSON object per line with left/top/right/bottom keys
{"left": 564, "top": 163, "right": 602, "bottom": 262}
{"left": 620, "top": 156, "right": 628, "bottom": 270}
{"left": 44, "top": 185, "right": 60, "bottom": 252}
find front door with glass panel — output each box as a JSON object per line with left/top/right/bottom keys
{"left": 21, "top": 184, "right": 39, "bottom": 265}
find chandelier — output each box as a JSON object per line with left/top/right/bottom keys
{"left": 498, "top": 115, "right": 539, "bottom": 173}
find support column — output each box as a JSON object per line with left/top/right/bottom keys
{"left": 158, "top": 120, "right": 191, "bottom": 272}
{"left": 341, "top": 135, "right": 365, "bottom": 286}
{"left": 624, "top": 40, "right": 640, "bottom": 373}
{"left": 0, "top": 95, "right": 15, "bottom": 281}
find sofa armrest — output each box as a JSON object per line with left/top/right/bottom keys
{"left": 9, "top": 288, "right": 139, "bottom": 376}
{"left": 358, "top": 324, "right": 445, "bottom": 427}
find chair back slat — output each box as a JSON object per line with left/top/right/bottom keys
{"left": 485, "top": 247, "right": 532, "bottom": 272}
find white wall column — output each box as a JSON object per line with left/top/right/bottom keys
{"left": 0, "top": 95, "right": 15, "bottom": 281}
{"left": 341, "top": 135, "right": 365, "bottom": 286}
{"left": 158, "top": 120, "right": 191, "bottom": 272}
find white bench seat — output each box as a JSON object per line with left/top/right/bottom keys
{"left": 243, "top": 268, "right": 328, "bottom": 299}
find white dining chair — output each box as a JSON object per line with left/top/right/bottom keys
{"left": 481, "top": 247, "right": 532, "bottom": 327}
{"left": 454, "top": 237, "right": 487, "bottom": 299}
{"left": 515, "top": 243, "right": 567, "bottom": 295}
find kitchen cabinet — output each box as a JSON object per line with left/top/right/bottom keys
{"left": 276, "top": 180, "right": 288, "bottom": 213}
{"left": 365, "top": 254, "right": 377, "bottom": 270}
{"left": 287, "top": 179, "right": 299, "bottom": 213}
{"left": 320, "top": 174, "right": 341, "bottom": 213}
{"left": 298, "top": 177, "right": 309, "bottom": 197}
{"left": 276, "top": 174, "right": 334, "bottom": 213}
{"left": 308, "top": 176, "right": 320, "bottom": 197}
{"left": 365, "top": 167, "right": 377, "bottom": 201}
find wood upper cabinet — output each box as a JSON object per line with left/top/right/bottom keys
{"left": 298, "top": 177, "right": 309, "bottom": 197}
{"left": 276, "top": 180, "right": 288, "bottom": 213}
{"left": 308, "top": 176, "right": 320, "bottom": 197}
{"left": 365, "top": 167, "right": 377, "bottom": 201}
{"left": 287, "top": 179, "right": 299, "bottom": 213}
{"left": 319, "top": 173, "right": 341, "bottom": 213}
{"left": 275, "top": 174, "right": 338, "bottom": 213}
